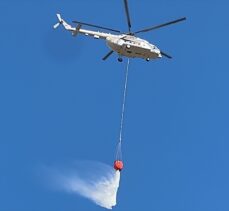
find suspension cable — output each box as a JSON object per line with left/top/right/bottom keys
{"left": 119, "top": 59, "right": 130, "bottom": 144}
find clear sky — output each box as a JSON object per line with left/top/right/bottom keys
{"left": 0, "top": 0, "right": 229, "bottom": 210}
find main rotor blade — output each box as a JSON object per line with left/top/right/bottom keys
{"left": 72, "top": 20, "right": 121, "bottom": 33}
{"left": 102, "top": 50, "right": 114, "bottom": 60}
{"left": 134, "top": 17, "right": 186, "bottom": 34}
{"left": 161, "top": 51, "right": 172, "bottom": 59}
{"left": 123, "top": 0, "right": 132, "bottom": 33}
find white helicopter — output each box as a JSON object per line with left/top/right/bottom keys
{"left": 53, "top": 0, "right": 186, "bottom": 62}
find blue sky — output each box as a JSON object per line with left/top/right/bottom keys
{"left": 0, "top": 0, "right": 229, "bottom": 210}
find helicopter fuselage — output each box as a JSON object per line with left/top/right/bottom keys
{"left": 106, "top": 35, "right": 161, "bottom": 59}
{"left": 72, "top": 27, "right": 162, "bottom": 60}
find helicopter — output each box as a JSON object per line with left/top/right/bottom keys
{"left": 53, "top": 0, "right": 186, "bottom": 62}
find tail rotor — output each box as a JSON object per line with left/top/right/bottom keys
{"left": 53, "top": 14, "right": 63, "bottom": 29}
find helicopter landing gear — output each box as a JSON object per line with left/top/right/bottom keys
{"left": 146, "top": 58, "right": 150, "bottom": 62}
{"left": 118, "top": 57, "right": 123, "bottom": 62}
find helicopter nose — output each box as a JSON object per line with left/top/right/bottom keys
{"left": 154, "top": 49, "right": 162, "bottom": 57}
{"left": 158, "top": 51, "right": 162, "bottom": 58}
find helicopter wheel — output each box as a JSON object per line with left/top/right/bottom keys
{"left": 118, "top": 57, "right": 123, "bottom": 62}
